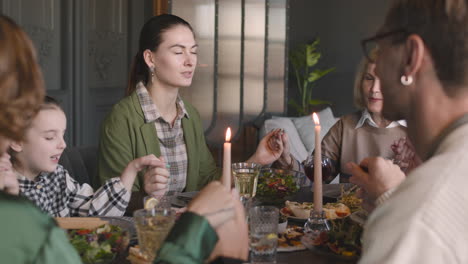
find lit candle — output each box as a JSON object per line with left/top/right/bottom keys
{"left": 312, "top": 113, "right": 322, "bottom": 213}
{"left": 222, "top": 127, "right": 232, "bottom": 188}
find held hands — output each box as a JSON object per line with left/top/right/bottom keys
{"left": 347, "top": 157, "right": 405, "bottom": 202}
{"left": 0, "top": 153, "right": 19, "bottom": 195}
{"left": 391, "top": 137, "right": 422, "bottom": 173}
{"left": 248, "top": 129, "right": 292, "bottom": 166}
{"left": 143, "top": 156, "right": 170, "bottom": 196}
{"left": 187, "top": 181, "right": 248, "bottom": 261}
{"left": 120, "top": 154, "right": 169, "bottom": 193}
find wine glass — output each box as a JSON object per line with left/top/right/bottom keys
{"left": 302, "top": 155, "right": 337, "bottom": 183}
{"left": 231, "top": 162, "right": 262, "bottom": 209}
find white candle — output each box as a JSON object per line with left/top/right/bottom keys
{"left": 312, "top": 113, "right": 322, "bottom": 213}
{"left": 222, "top": 127, "right": 232, "bottom": 188}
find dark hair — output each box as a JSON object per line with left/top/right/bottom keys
{"left": 126, "top": 14, "right": 194, "bottom": 96}
{"left": 42, "top": 95, "right": 63, "bottom": 111}
{"left": 384, "top": 0, "right": 468, "bottom": 95}
{"left": 0, "top": 15, "right": 45, "bottom": 143}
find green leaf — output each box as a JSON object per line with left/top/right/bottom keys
{"left": 308, "top": 99, "right": 332, "bottom": 105}
{"left": 308, "top": 67, "right": 336, "bottom": 83}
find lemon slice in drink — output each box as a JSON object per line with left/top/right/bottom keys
{"left": 144, "top": 197, "right": 159, "bottom": 209}
{"left": 266, "top": 233, "right": 277, "bottom": 240}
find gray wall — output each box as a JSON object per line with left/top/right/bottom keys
{"left": 0, "top": 0, "right": 153, "bottom": 146}
{"left": 288, "top": 0, "right": 389, "bottom": 116}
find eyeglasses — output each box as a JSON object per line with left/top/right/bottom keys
{"left": 361, "top": 29, "right": 408, "bottom": 63}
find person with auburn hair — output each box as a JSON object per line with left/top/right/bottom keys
{"left": 97, "top": 14, "right": 287, "bottom": 212}
{"left": 0, "top": 14, "right": 83, "bottom": 263}
{"left": 348, "top": 0, "right": 468, "bottom": 263}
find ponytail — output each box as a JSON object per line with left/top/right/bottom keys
{"left": 126, "top": 51, "right": 149, "bottom": 96}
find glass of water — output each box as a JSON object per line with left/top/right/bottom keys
{"left": 249, "top": 206, "right": 279, "bottom": 263}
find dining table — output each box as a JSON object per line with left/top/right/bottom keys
{"left": 109, "top": 184, "right": 359, "bottom": 264}
{"left": 272, "top": 185, "right": 358, "bottom": 264}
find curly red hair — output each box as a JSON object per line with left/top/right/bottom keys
{"left": 0, "top": 15, "right": 45, "bottom": 142}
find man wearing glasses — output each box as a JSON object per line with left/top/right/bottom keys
{"left": 348, "top": 0, "right": 468, "bottom": 263}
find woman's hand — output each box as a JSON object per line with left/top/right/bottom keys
{"left": 248, "top": 129, "right": 289, "bottom": 166}
{"left": 142, "top": 156, "right": 170, "bottom": 196}
{"left": 275, "top": 130, "right": 294, "bottom": 169}
{"left": 391, "top": 137, "right": 422, "bottom": 173}
{"left": 0, "top": 153, "right": 19, "bottom": 195}
{"left": 120, "top": 154, "right": 166, "bottom": 192}
{"left": 188, "top": 181, "right": 248, "bottom": 261}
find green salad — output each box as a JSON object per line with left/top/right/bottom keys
{"left": 313, "top": 217, "right": 363, "bottom": 258}
{"left": 68, "top": 224, "right": 129, "bottom": 264}
{"left": 257, "top": 170, "right": 300, "bottom": 203}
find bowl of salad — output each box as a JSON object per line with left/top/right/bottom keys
{"left": 256, "top": 168, "right": 305, "bottom": 205}
{"left": 68, "top": 224, "right": 129, "bottom": 264}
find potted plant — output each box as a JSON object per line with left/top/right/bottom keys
{"left": 289, "top": 38, "right": 335, "bottom": 116}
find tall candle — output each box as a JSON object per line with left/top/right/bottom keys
{"left": 312, "top": 113, "right": 322, "bottom": 213}
{"left": 222, "top": 127, "right": 232, "bottom": 188}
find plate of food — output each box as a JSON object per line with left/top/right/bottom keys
{"left": 277, "top": 225, "right": 307, "bottom": 252}
{"left": 301, "top": 216, "right": 362, "bottom": 261}
{"left": 281, "top": 201, "right": 351, "bottom": 222}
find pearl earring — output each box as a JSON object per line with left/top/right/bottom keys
{"left": 400, "top": 75, "right": 413, "bottom": 86}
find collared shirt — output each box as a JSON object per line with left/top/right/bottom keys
{"left": 355, "top": 109, "right": 407, "bottom": 129}
{"left": 136, "top": 82, "right": 188, "bottom": 194}
{"left": 18, "top": 165, "right": 129, "bottom": 217}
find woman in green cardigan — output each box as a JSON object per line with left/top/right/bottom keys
{"left": 0, "top": 14, "right": 248, "bottom": 264}
{"left": 98, "top": 14, "right": 285, "bottom": 212}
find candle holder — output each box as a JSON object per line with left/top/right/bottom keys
{"left": 303, "top": 210, "right": 330, "bottom": 238}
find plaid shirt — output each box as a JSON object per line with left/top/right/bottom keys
{"left": 136, "top": 82, "right": 188, "bottom": 194}
{"left": 18, "top": 165, "right": 130, "bottom": 217}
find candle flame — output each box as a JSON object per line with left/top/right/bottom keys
{"left": 312, "top": 112, "right": 320, "bottom": 125}
{"left": 225, "top": 127, "right": 231, "bottom": 142}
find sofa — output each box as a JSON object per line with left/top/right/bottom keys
{"left": 59, "top": 146, "right": 98, "bottom": 188}
{"left": 259, "top": 107, "right": 339, "bottom": 163}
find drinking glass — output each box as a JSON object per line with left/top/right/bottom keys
{"left": 143, "top": 195, "right": 175, "bottom": 210}
{"left": 133, "top": 208, "right": 175, "bottom": 261}
{"left": 249, "top": 206, "right": 279, "bottom": 263}
{"left": 302, "top": 155, "right": 337, "bottom": 183}
{"left": 232, "top": 162, "right": 262, "bottom": 207}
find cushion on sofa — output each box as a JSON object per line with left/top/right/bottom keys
{"left": 292, "top": 107, "right": 338, "bottom": 153}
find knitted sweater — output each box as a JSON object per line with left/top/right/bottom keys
{"left": 360, "top": 122, "right": 468, "bottom": 263}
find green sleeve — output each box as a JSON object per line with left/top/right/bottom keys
{"left": 154, "top": 212, "right": 218, "bottom": 264}
{"left": 97, "top": 106, "right": 139, "bottom": 190}
{"left": 186, "top": 105, "right": 221, "bottom": 190}
{"left": 197, "top": 132, "right": 221, "bottom": 188}
{"left": 0, "top": 192, "right": 81, "bottom": 264}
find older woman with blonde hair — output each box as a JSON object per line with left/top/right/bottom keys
{"left": 320, "top": 51, "right": 409, "bottom": 182}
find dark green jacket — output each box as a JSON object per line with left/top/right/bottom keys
{"left": 97, "top": 91, "right": 220, "bottom": 192}
{"left": 0, "top": 191, "right": 82, "bottom": 263}
{"left": 155, "top": 212, "right": 218, "bottom": 263}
